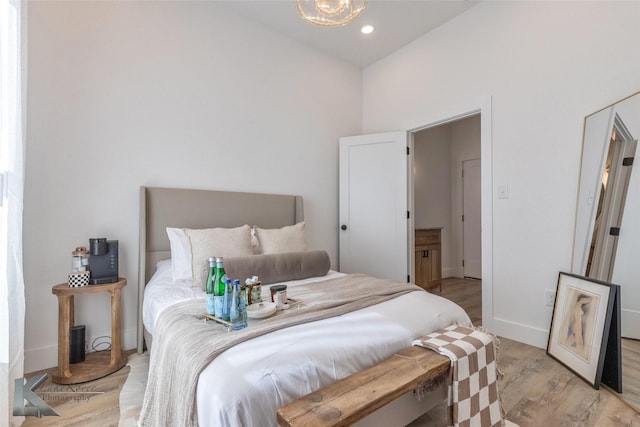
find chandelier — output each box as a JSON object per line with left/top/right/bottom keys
{"left": 295, "top": 0, "right": 367, "bottom": 26}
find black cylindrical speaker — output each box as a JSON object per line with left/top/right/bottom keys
{"left": 70, "top": 325, "right": 86, "bottom": 364}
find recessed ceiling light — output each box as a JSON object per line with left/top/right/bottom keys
{"left": 361, "top": 25, "right": 374, "bottom": 35}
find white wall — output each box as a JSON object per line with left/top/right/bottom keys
{"left": 363, "top": 1, "right": 640, "bottom": 347}
{"left": 24, "top": 1, "right": 362, "bottom": 372}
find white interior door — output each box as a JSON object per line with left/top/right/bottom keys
{"left": 589, "top": 126, "right": 637, "bottom": 282}
{"left": 462, "top": 158, "right": 481, "bottom": 279}
{"left": 339, "top": 131, "right": 408, "bottom": 282}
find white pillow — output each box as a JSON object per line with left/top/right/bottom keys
{"left": 253, "top": 222, "right": 307, "bottom": 254}
{"left": 166, "top": 227, "right": 193, "bottom": 281}
{"left": 184, "top": 225, "right": 253, "bottom": 286}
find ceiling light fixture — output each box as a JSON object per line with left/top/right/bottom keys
{"left": 296, "top": 0, "right": 367, "bottom": 27}
{"left": 361, "top": 25, "right": 374, "bottom": 34}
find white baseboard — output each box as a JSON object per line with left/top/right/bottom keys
{"left": 24, "top": 344, "right": 57, "bottom": 374}
{"left": 622, "top": 308, "right": 640, "bottom": 339}
{"left": 483, "top": 316, "right": 549, "bottom": 349}
{"left": 24, "top": 328, "right": 138, "bottom": 373}
{"left": 442, "top": 267, "right": 459, "bottom": 279}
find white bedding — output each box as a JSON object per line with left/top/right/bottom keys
{"left": 143, "top": 260, "right": 471, "bottom": 426}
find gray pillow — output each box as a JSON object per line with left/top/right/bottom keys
{"left": 224, "top": 250, "right": 330, "bottom": 285}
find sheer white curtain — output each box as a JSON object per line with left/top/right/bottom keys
{"left": 0, "top": 0, "right": 25, "bottom": 425}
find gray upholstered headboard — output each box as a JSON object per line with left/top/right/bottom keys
{"left": 137, "top": 186, "right": 304, "bottom": 352}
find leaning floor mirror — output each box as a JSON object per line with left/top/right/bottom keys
{"left": 572, "top": 90, "right": 640, "bottom": 411}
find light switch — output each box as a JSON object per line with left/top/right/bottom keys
{"left": 498, "top": 184, "right": 509, "bottom": 199}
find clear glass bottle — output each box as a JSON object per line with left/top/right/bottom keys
{"left": 230, "top": 279, "right": 247, "bottom": 331}
{"left": 223, "top": 278, "right": 232, "bottom": 321}
{"left": 239, "top": 283, "right": 248, "bottom": 329}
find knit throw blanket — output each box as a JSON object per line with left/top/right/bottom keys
{"left": 412, "top": 325, "right": 504, "bottom": 427}
{"left": 139, "top": 273, "right": 420, "bottom": 427}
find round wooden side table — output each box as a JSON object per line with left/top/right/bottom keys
{"left": 51, "top": 278, "right": 127, "bottom": 384}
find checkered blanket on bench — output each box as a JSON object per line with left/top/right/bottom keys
{"left": 412, "top": 325, "right": 504, "bottom": 427}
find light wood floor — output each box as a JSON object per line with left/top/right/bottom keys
{"left": 21, "top": 278, "right": 639, "bottom": 426}
{"left": 21, "top": 352, "right": 132, "bottom": 427}
{"left": 423, "top": 277, "right": 640, "bottom": 426}
{"left": 438, "top": 276, "right": 482, "bottom": 325}
{"left": 622, "top": 337, "right": 640, "bottom": 411}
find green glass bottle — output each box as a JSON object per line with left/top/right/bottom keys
{"left": 214, "top": 257, "right": 229, "bottom": 320}
{"left": 205, "top": 257, "right": 216, "bottom": 315}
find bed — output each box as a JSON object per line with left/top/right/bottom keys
{"left": 136, "top": 186, "right": 470, "bottom": 427}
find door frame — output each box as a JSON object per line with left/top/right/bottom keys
{"left": 407, "top": 97, "right": 493, "bottom": 329}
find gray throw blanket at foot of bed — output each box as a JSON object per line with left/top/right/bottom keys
{"left": 139, "top": 273, "right": 421, "bottom": 427}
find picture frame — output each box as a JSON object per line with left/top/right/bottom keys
{"left": 547, "top": 272, "right": 619, "bottom": 389}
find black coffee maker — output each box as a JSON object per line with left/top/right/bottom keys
{"left": 88, "top": 238, "right": 119, "bottom": 284}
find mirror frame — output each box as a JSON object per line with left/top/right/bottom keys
{"left": 571, "top": 90, "right": 640, "bottom": 276}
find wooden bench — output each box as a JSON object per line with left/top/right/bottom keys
{"left": 276, "top": 346, "right": 450, "bottom": 427}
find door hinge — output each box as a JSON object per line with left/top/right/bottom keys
{"left": 462, "top": 259, "right": 465, "bottom": 267}
{"left": 623, "top": 157, "right": 634, "bottom": 166}
{"left": 407, "top": 211, "right": 410, "bottom": 219}
{"left": 407, "top": 146, "right": 410, "bottom": 155}
{"left": 407, "top": 275, "right": 410, "bottom": 283}
{"left": 462, "top": 214, "right": 464, "bottom": 222}
{"left": 610, "top": 227, "right": 621, "bottom": 236}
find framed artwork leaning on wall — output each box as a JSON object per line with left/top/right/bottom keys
{"left": 547, "top": 272, "right": 621, "bottom": 390}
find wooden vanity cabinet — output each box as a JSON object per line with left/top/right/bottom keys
{"left": 414, "top": 228, "right": 442, "bottom": 292}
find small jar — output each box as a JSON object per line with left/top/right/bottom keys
{"left": 72, "top": 247, "right": 89, "bottom": 272}
{"left": 275, "top": 291, "right": 288, "bottom": 310}
{"left": 270, "top": 284, "right": 287, "bottom": 303}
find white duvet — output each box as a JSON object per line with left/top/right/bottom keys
{"left": 143, "top": 260, "right": 470, "bottom": 426}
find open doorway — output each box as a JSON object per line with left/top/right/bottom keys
{"left": 412, "top": 114, "right": 482, "bottom": 323}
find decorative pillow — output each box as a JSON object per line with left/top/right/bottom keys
{"left": 224, "top": 250, "right": 330, "bottom": 285}
{"left": 166, "top": 227, "right": 193, "bottom": 281}
{"left": 184, "top": 225, "right": 253, "bottom": 286}
{"left": 253, "top": 222, "right": 307, "bottom": 254}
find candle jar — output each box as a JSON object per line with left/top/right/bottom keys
{"left": 248, "top": 282, "right": 262, "bottom": 305}
{"left": 270, "top": 284, "right": 287, "bottom": 303}
{"left": 72, "top": 246, "right": 89, "bottom": 272}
